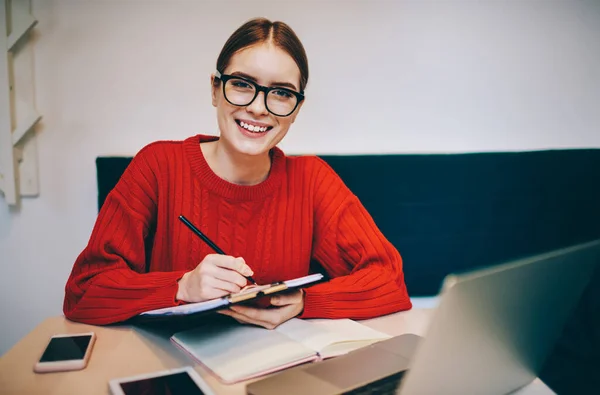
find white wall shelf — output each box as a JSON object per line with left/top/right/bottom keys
{"left": 0, "top": 0, "right": 41, "bottom": 206}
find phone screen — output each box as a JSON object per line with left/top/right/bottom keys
{"left": 39, "top": 335, "right": 92, "bottom": 362}
{"left": 119, "top": 371, "right": 206, "bottom": 395}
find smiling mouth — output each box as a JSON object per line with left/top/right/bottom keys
{"left": 235, "top": 119, "right": 273, "bottom": 133}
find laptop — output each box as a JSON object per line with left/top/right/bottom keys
{"left": 246, "top": 239, "right": 600, "bottom": 395}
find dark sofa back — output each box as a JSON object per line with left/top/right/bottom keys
{"left": 96, "top": 149, "right": 600, "bottom": 296}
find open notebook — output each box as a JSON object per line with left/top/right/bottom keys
{"left": 170, "top": 318, "right": 391, "bottom": 384}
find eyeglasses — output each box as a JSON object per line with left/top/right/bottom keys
{"left": 215, "top": 70, "right": 304, "bottom": 117}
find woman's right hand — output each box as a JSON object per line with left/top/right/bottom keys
{"left": 176, "top": 254, "right": 254, "bottom": 303}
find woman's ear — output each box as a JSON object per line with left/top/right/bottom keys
{"left": 211, "top": 75, "right": 218, "bottom": 107}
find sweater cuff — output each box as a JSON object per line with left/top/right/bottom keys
{"left": 298, "top": 288, "right": 335, "bottom": 318}
{"left": 142, "top": 270, "right": 188, "bottom": 310}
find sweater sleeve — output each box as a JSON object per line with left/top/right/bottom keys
{"left": 63, "top": 145, "right": 187, "bottom": 325}
{"left": 299, "top": 162, "right": 412, "bottom": 320}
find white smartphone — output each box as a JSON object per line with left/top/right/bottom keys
{"left": 33, "top": 332, "right": 96, "bottom": 373}
{"left": 108, "top": 366, "right": 216, "bottom": 395}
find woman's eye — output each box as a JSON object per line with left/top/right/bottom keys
{"left": 232, "top": 81, "right": 251, "bottom": 88}
{"left": 272, "top": 89, "right": 293, "bottom": 98}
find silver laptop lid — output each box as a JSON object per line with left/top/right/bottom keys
{"left": 397, "top": 239, "right": 600, "bottom": 395}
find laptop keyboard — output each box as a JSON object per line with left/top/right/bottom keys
{"left": 343, "top": 371, "right": 406, "bottom": 395}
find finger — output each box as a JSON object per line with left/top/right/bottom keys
{"left": 230, "top": 305, "right": 282, "bottom": 325}
{"left": 216, "top": 310, "right": 254, "bottom": 326}
{"left": 211, "top": 256, "right": 254, "bottom": 277}
{"left": 221, "top": 308, "right": 277, "bottom": 329}
{"left": 205, "top": 276, "right": 242, "bottom": 295}
{"left": 211, "top": 266, "right": 248, "bottom": 288}
{"left": 216, "top": 309, "right": 236, "bottom": 318}
{"left": 270, "top": 290, "right": 304, "bottom": 306}
{"left": 231, "top": 315, "right": 261, "bottom": 327}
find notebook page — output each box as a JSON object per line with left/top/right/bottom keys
{"left": 277, "top": 318, "right": 391, "bottom": 358}
{"left": 141, "top": 297, "right": 228, "bottom": 316}
{"left": 284, "top": 273, "right": 324, "bottom": 287}
{"left": 171, "top": 321, "right": 317, "bottom": 383}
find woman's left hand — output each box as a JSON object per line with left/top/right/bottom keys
{"left": 217, "top": 290, "right": 305, "bottom": 329}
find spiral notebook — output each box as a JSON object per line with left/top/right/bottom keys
{"left": 170, "top": 318, "right": 391, "bottom": 384}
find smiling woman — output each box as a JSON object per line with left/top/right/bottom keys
{"left": 62, "top": 17, "right": 412, "bottom": 329}
{"left": 205, "top": 19, "right": 307, "bottom": 170}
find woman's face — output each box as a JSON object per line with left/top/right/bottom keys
{"left": 211, "top": 42, "right": 303, "bottom": 157}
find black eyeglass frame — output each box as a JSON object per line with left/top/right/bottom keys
{"left": 214, "top": 70, "right": 305, "bottom": 117}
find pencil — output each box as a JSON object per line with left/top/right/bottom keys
{"left": 178, "top": 215, "right": 257, "bottom": 285}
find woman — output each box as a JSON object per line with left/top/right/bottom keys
{"left": 63, "top": 17, "right": 412, "bottom": 329}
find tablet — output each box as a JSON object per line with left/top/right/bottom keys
{"left": 108, "top": 366, "right": 216, "bottom": 395}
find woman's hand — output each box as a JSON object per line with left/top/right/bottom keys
{"left": 176, "top": 254, "right": 254, "bottom": 303}
{"left": 217, "top": 290, "right": 305, "bottom": 329}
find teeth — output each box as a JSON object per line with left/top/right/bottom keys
{"left": 240, "top": 121, "right": 268, "bottom": 133}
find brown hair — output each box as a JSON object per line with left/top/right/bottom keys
{"left": 215, "top": 17, "right": 309, "bottom": 93}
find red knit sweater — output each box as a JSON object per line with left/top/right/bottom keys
{"left": 63, "top": 134, "right": 412, "bottom": 325}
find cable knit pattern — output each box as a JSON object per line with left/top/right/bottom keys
{"left": 63, "top": 134, "right": 412, "bottom": 325}
{"left": 234, "top": 201, "right": 252, "bottom": 257}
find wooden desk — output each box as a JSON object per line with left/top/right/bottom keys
{"left": 0, "top": 309, "right": 554, "bottom": 394}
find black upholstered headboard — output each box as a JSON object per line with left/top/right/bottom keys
{"left": 97, "top": 150, "right": 600, "bottom": 296}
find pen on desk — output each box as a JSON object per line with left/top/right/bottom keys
{"left": 178, "top": 215, "right": 257, "bottom": 285}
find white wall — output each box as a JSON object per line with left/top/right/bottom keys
{"left": 1, "top": 0, "right": 599, "bottom": 355}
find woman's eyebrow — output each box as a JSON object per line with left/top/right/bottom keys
{"left": 230, "top": 71, "right": 298, "bottom": 91}
{"left": 270, "top": 80, "right": 298, "bottom": 90}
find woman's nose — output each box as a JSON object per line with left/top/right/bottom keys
{"left": 246, "top": 91, "right": 269, "bottom": 116}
